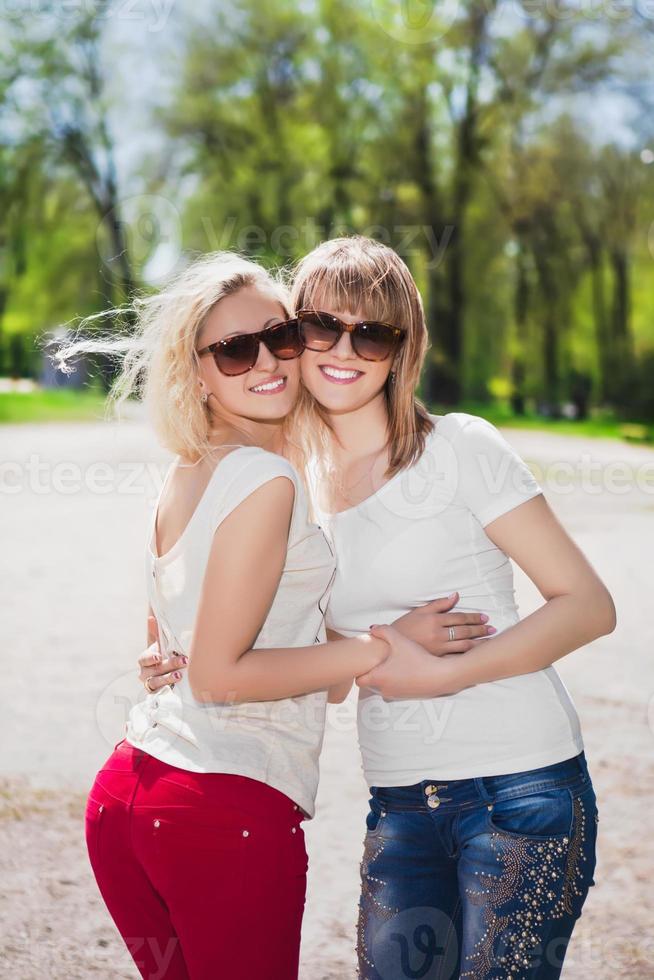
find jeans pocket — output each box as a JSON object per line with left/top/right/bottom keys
{"left": 365, "top": 800, "right": 388, "bottom": 838}
{"left": 487, "top": 786, "right": 574, "bottom": 841}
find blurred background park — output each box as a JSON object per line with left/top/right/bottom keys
{"left": 2, "top": 2, "right": 654, "bottom": 978}
{"left": 0, "top": 0, "right": 653, "bottom": 433}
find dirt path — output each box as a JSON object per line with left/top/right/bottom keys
{"left": 2, "top": 418, "right": 652, "bottom": 978}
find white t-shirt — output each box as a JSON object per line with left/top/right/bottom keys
{"left": 310, "top": 412, "right": 584, "bottom": 784}
{"left": 125, "top": 447, "right": 337, "bottom": 818}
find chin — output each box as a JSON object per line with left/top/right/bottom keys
{"left": 249, "top": 395, "right": 297, "bottom": 419}
{"left": 307, "top": 378, "right": 374, "bottom": 414}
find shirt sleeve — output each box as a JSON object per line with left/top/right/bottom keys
{"left": 449, "top": 415, "right": 543, "bottom": 528}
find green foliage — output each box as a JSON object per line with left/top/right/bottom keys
{"left": 0, "top": 388, "right": 107, "bottom": 423}
{"left": 1, "top": 0, "right": 653, "bottom": 417}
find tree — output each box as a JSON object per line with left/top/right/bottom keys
{"left": 2, "top": 2, "right": 136, "bottom": 305}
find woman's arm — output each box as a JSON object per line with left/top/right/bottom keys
{"left": 187, "top": 477, "right": 388, "bottom": 704}
{"left": 146, "top": 608, "right": 158, "bottom": 646}
{"left": 356, "top": 494, "right": 616, "bottom": 699}
{"left": 325, "top": 628, "right": 353, "bottom": 702}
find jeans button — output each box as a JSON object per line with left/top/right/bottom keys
{"left": 427, "top": 796, "right": 440, "bottom": 809}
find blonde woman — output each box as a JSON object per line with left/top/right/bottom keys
{"left": 144, "top": 237, "right": 615, "bottom": 979}
{"left": 58, "top": 253, "right": 413, "bottom": 980}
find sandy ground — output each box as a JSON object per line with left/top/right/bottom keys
{"left": 1, "top": 415, "right": 653, "bottom": 978}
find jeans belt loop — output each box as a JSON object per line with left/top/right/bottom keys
{"left": 474, "top": 776, "right": 494, "bottom": 806}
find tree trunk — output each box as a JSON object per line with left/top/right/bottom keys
{"left": 510, "top": 242, "right": 530, "bottom": 416}
{"left": 609, "top": 247, "right": 633, "bottom": 404}
{"left": 584, "top": 236, "right": 610, "bottom": 403}
{"left": 533, "top": 247, "right": 560, "bottom": 414}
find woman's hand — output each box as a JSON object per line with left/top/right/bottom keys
{"left": 139, "top": 615, "right": 188, "bottom": 692}
{"left": 355, "top": 624, "right": 461, "bottom": 700}
{"left": 392, "top": 591, "right": 496, "bottom": 655}
{"left": 138, "top": 645, "right": 188, "bottom": 692}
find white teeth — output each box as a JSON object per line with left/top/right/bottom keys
{"left": 251, "top": 378, "right": 285, "bottom": 393}
{"left": 321, "top": 366, "right": 360, "bottom": 380}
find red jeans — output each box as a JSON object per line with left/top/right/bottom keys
{"left": 85, "top": 739, "right": 307, "bottom": 980}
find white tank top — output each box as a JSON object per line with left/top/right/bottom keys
{"left": 125, "top": 446, "right": 337, "bottom": 817}
{"left": 309, "top": 412, "right": 584, "bottom": 785}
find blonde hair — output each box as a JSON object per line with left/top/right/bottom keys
{"left": 53, "top": 252, "right": 294, "bottom": 463}
{"left": 291, "top": 235, "right": 434, "bottom": 479}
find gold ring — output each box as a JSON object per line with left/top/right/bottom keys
{"left": 145, "top": 676, "right": 156, "bottom": 694}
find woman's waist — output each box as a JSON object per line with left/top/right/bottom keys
{"left": 101, "top": 739, "right": 316, "bottom": 819}
{"left": 370, "top": 751, "right": 590, "bottom": 813}
{"left": 356, "top": 669, "right": 580, "bottom": 747}
{"left": 129, "top": 683, "right": 327, "bottom": 742}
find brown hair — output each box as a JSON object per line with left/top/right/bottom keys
{"left": 290, "top": 235, "right": 434, "bottom": 479}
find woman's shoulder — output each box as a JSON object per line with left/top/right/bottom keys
{"left": 214, "top": 445, "right": 299, "bottom": 483}
{"left": 428, "top": 411, "right": 496, "bottom": 439}
{"left": 426, "top": 412, "right": 542, "bottom": 521}
{"left": 212, "top": 447, "right": 303, "bottom": 514}
{"left": 424, "top": 412, "right": 533, "bottom": 474}
{"left": 206, "top": 446, "right": 303, "bottom": 532}
{"left": 426, "top": 411, "right": 516, "bottom": 454}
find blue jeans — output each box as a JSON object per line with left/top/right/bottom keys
{"left": 357, "top": 752, "right": 598, "bottom": 980}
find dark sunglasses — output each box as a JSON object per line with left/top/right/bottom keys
{"left": 196, "top": 319, "right": 303, "bottom": 377}
{"left": 295, "top": 309, "right": 405, "bottom": 361}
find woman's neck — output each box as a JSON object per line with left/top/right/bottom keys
{"left": 326, "top": 392, "right": 390, "bottom": 462}
{"left": 208, "top": 416, "right": 286, "bottom": 455}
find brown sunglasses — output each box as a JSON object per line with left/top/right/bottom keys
{"left": 196, "top": 319, "right": 303, "bottom": 376}
{"left": 295, "top": 309, "right": 405, "bottom": 361}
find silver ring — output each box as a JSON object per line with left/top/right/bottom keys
{"left": 144, "top": 676, "right": 156, "bottom": 694}
{"left": 448, "top": 626, "right": 456, "bottom": 642}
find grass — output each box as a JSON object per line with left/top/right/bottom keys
{"left": 433, "top": 402, "right": 654, "bottom": 443}
{"left": 0, "top": 388, "right": 652, "bottom": 443}
{"left": 0, "top": 388, "right": 109, "bottom": 423}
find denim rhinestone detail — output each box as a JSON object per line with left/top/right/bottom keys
{"left": 355, "top": 830, "right": 399, "bottom": 979}
{"left": 460, "top": 796, "right": 588, "bottom": 979}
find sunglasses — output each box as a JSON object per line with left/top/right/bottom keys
{"left": 196, "top": 319, "right": 303, "bottom": 377}
{"left": 295, "top": 310, "right": 405, "bottom": 361}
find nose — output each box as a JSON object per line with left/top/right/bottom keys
{"left": 329, "top": 329, "right": 356, "bottom": 360}
{"left": 253, "top": 339, "right": 278, "bottom": 372}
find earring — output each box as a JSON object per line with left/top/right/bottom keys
{"left": 200, "top": 390, "right": 208, "bottom": 404}
{"left": 389, "top": 371, "right": 396, "bottom": 385}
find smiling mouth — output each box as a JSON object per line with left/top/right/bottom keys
{"left": 319, "top": 365, "right": 364, "bottom": 384}
{"left": 249, "top": 376, "right": 287, "bottom": 394}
